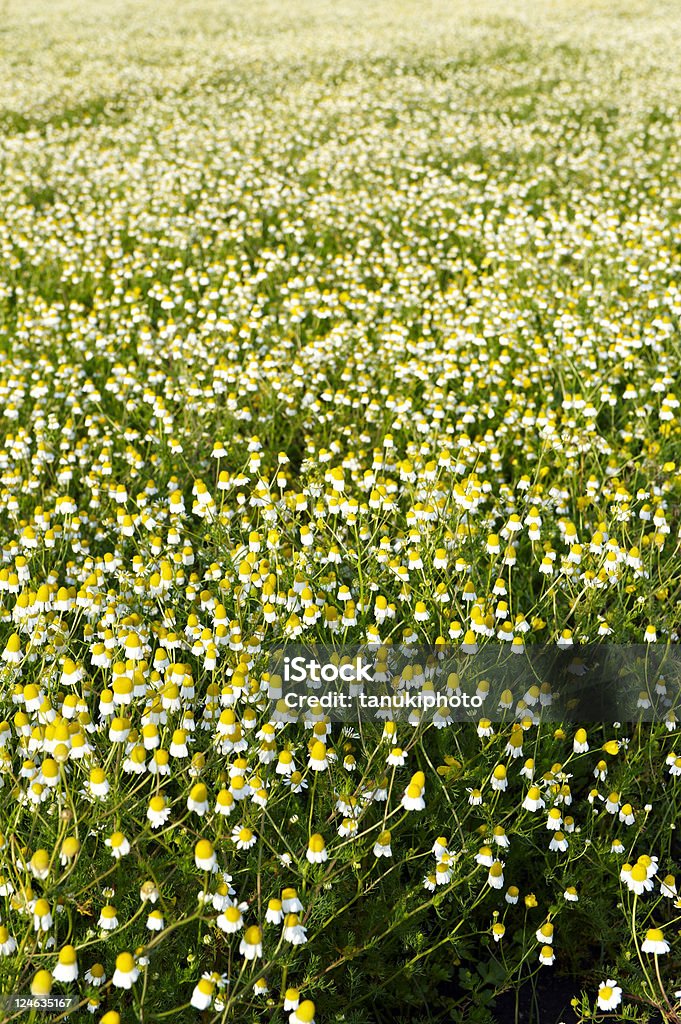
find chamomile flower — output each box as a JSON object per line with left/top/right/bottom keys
{"left": 597, "top": 980, "right": 622, "bottom": 1011}
{"left": 374, "top": 830, "right": 392, "bottom": 857}
{"left": 98, "top": 905, "right": 118, "bottom": 931}
{"left": 30, "top": 849, "right": 50, "bottom": 880}
{"left": 289, "top": 1000, "right": 316, "bottom": 1024}
{"left": 284, "top": 988, "right": 300, "bottom": 1010}
{"left": 31, "top": 970, "right": 53, "bottom": 996}
{"left": 190, "top": 974, "right": 215, "bottom": 1010}
{"left": 231, "top": 826, "right": 257, "bottom": 850}
{"left": 660, "top": 874, "right": 677, "bottom": 898}
{"left": 195, "top": 839, "right": 217, "bottom": 872}
{"left": 187, "top": 783, "right": 209, "bottom": 816}
{"left": 306, "top": 834, "right": 328, "bottom": 863}
{"left": 0, "top": 926, "right": 17, "bottom": 956}
{"left": 52, "top": 944, "right": 78, "bottom": 982}
{"left": 105, "top": 832, "right": 130, "bottom": 859}
{"left": 85, "top": 964, "right": 106, "bottom": 986}
{"left": 266, "top": 899, "right": 284, "bottom": 924}
{"left": 641, "top": 928, "right": 670, "bottom": 954}
{"left": 546, "top": 808, "right": 562, "bottom": 830}
{"left": 523, "top": 786, "right": 545, "bottom": 812}
{"left": 487, "top": 861, "right": 504, "bottom": 889}
{"left": 147, "top": 796, "right": 171, "bottom": 829}
{"left": 401, "top": 772, "right": 426, "bottom": 810}
{"left": 475, "top": 845, "right": 494, "bottom": 867}
{"left": 281, "top": 888, "right": 303, "bottom": 914}
{"left": 308, "top": 741, "right": 329, "bottom": 771}
{"left": 112, "top": 952, "right": 139, "bottom": 989}
{"left": 573, "top": 728, "right": 589, "bottom": 753}
{"left": 33, "top": 899, "right": 53, "bottom": 931}
{"left": 283, "top": 913, "right": 308, "bottom": 945}
{"left": 239, "top": 925, "right": 263, "bottom": 960}
{"left": 217, "top": 906, "right": 243, "bottom": 934}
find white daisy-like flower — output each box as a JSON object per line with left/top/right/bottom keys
{"left": 217, "top": 906, "right": 243, "bottom": 934}
{"left": 282, "top": 913, "right": 308, "bottom": 945}
{"left": 52, "top": 945, "right": 78, "bottom": 982}
{"left": 597, "top": 979, "right": 622, "bottom": 1011}
{"left": 289, "top": 1000, "right": 316, "bottom": 1024}
{"left": 105, "top": 832, "right": 131, "bottom": 859}
{"left": 112, "top": 952, "right": 139, "bottom": 989}
{"left": 239, "top": 925, "right": 263, "bottom": 960}
{"left": 190, "top": 974, "right": 215, "bottom": 1010}
{"left": 231, "top": 825, "right": 257, "bottom": 850}
{"left": 641, "top": 928, "right": 669, "bottom": 954}
{"left": 306, "top": 834, "right": 328, "bottom": 863}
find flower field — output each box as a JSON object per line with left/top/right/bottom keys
{"left": 1, "top": 0, "right": 681, "bottom": 1021}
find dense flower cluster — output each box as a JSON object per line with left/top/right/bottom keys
{"left": 1, "top": 0, "right": 681, "bottom": 1021}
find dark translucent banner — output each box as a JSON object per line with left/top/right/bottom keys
{"left": 260, "top": 644, "right": 681, "bottom": 724}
